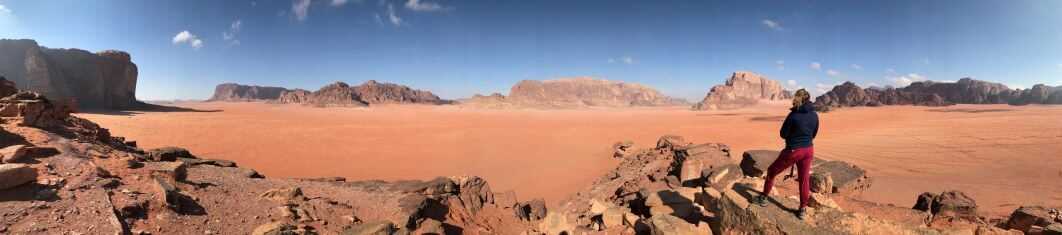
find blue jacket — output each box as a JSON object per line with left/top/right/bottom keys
{"left": 780, "top": 103, "right": 819, "bottom": 149}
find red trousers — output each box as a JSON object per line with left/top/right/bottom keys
{"left": 761, "top": 146, "right": 814, "bottom": 209}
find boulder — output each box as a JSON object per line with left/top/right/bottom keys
{"left": 600, "top": 206, "right": 632, "bottom": 229}
{"left": 680, "top": 145, "right": 735, "bottom": 187}
{"left": 656, "top": 135, "right": 688, "bottom": 150}
{"left": 931, "top": 191, "right": 979, "bottom": 220}
{"left": 516, "top": 199, "right": 547, "bottom": 221}
{"left": 700, "top": 164, "right": 742, "bottom": 190}
{"left": 1005, "top": 206, "right": 1059, "bottom": 233}
{"left": 0, "top": 163, "right": 37, "bottom": 190}
{"left": 342, "top": 221, "right": 396, "bottom": 235}
{"left": 809, "top": 171, "right": 833, "bottom": 194}
{"left": 644, "top": 189, "right": 699, "bottom": 220}
{"left": 692, "top": 71, "right": 792, "bottom": 110}
{"left": 0, "top": 144, "right": 29, "bottom": 163}
{"left": 150, "top": 175, "right": 181, "bottom": 211}
{"left": 739, "top": 150, "right": 779, "bottom": 177}
{"left": 150, "top": 161, "right": 188, "bottom": 182}
{"left": 145, "top": 147, "right": 194, "bottom": 162}
{"left": 913, "top": 192, "right": 937, "bottom": 212}
{"left": 646, "top": 214, "right": 704, "bottom": 235}
{"left": 812, "top": 160, "right": 872, "bottom": 194}
{"left": 250, "top": 222, "right": 299, "bottom": 235}
{"left": 1046, "top": 223, "right": 1062, "bottom": 235}
{"left": 539, "top": 212, "right": 574, "bottom": 235}
{"left": 414, "top": 218, "right": 446, "bottom": 235}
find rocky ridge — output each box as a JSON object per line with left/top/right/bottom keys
{"left": 0, "top": 39, "right": 140, "bottom": 109}
{"left": 815, "top": 78, "right": 1062, "bottom": 111}
{"left": 208, "top": 83, "right": 290, "bottom": 101}
{"left": 208, "top": 80, "right": 449, "bottom": 107}
{"left": 692, "top": 71, "right": 793, "bottom": 110}
{"left": 461, "top": 77, "right": 687, "bottom": 109}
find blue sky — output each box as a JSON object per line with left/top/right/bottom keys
{"left": 2, "top": 0, "right": 1062, "bottom": 101}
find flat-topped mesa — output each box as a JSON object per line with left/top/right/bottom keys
{"left": 208, "top": 83, "right": 290, "bottom": 101}
{"left": 462, "top": 77, "right": 686, "bottom": 109}
{"left": 692, "top": 71, "right": 793, "bottom": 110}
{"left": 0, "top": 39, "right": 140, "bottom": 109}
{"left": 275, "top": 80, "right": 448, "bottom": 107}
{"left": 814, "top": 78, "right": 1062, "bottom": 111}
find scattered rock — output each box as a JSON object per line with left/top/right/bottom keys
{"left": 539, "top": 212, "right": 574, "bottom": 235}
{"left": 150, "top": 161, "right": 188, "bottom": 182}
{"left": 342, "top": 221, "right": 396, "bottom": 235}
{"left": 809, "top": 171, "right": 833, "bottom": 194}
{"left": 931, "top": 191, "right": 979, "bottom": 220}
{"left": 1005, "top": 206, "right": 1058, "bottom": 233}
{"left": 0, "top": 163, "right": 37, "bottom": 190}
{"left": 516, "top": 199, "right": 547, "bottom": 221}
{"left": 644, "top": 189, "right": 699, "bottom": 220}
{"left": 0, "top": 145, "right": 29, "bottom": 163}
{"left": 739, "top": 150, "right": 778, "bottom": 177}
{"left": 655, "top": 135, "right": 688, "bottom": 150}
{"left": 646, "top": 214, "right": 703, "bottom": 235}
{"left": 145, "top": 147, "right": 194, "bottom": 162}
{"left": 260, "top": 187, "right": 307, "bottom": 203}
{"left": 251, "top": 222, "right": 298, "bottom": 235}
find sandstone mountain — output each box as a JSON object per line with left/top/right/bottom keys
{"left": 276, "top": 80, "right": 448, "bottom": 107}
{"left": 692, "top": 71, "right": 793, "bottom": 110}
{"left": 0, "top": 39, "right": 139, "bottom": 109}
{"left": 815, "top": 78, "right": 1062, "bottom": 111}
{"left": 208, "top": 83, "right": 290, "bottom": 101}
{"left": 461, "top": 77, "right": 687, "bottom": 109}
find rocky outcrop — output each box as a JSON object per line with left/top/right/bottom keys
{"left": 0, "top": 39, "right": 139, "bottom": 109}
{"left": 692, "top": 71, "right": 793, "bottom": 110}
{"left": 814, "top": 78, "right": 1062, "bottom": 111}
{"left": 208, "top": 83, "right": 290, "bottom": 101}
{"left": 461, "top": 77, "right": 687, "bottom": 109}
{"left": 270, "top": 81, "right": 448, "bottom": 107}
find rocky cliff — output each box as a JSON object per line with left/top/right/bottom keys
{"left": 815, "top": 78, "right": 1062, "bottom": 111}
{"left": 208, "top": 83, "right": 290, "bottom": 101}
{"left": 0, "top": 39, "right": 139, "bottom": 109}
{"left": 461, "top": 77, "right": 687, "bottom": 109}
{"left": 692, "top": 71, "right": 793, "bottom": 110}
{"left": 273, "top": 80, "right": 448, "bottom": 107}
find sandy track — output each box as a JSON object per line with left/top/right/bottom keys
{"left": 77, "top": 102, "right": 1062, "bottom": 216}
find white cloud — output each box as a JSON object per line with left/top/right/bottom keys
{"left": 0, "top": 4, "right": 11, "bottom": 14}
{"left": 866, "top": 82, "right": 882, "bottom": 88}
{"left": 775, "top": 60, "right": 785, "bottom": 70}
{"left": 787, "top": 80, "right": 797, "bottom": 87}
{"left": 293, "top": 0, "right": 311, "bottom": 21}
{"left": 826, "top": 69, "right": 840, "bottom": 77}
{"left": 810, "top": 62, "right": 821, "bottom": 71}
{"left": 888, "top": 73, "right": 926, "bottom": 86}
{"left": 405, "top": 0, "right": 450, "bottom": 12}
{"left": 386, "top": 4, "right": 403, "bottom": 26}
{"left": 172, "top": 30, "right": 203, "bottom": 49}
{"left": 761, "top": 19, "right": 782, "bottom": 31}
{"left": 609, "top": 56, "right": 635, "bottom": 65}
{"left": 222, "top": 20, "right": 242, "bottom": 46}
{"left": 850, "top": 64, "right": 862, "bottom": 70}
{"left": 331, "top": 0, "right": 350, "bottom": 6}
{"left": 815, "top": 83, "right": 835, "bottom": 94}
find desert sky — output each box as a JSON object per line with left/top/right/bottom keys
{"left": 78, "top": 103, "right": 1062, "bottom": 216}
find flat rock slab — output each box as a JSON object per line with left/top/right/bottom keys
{"left": 812, "top": 160, "right": 871, "bottom": 194}
{"left": 0, "top": 163, "right": 37, "bottom": 190}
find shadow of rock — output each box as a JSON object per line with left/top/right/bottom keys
{"left": 78, "top": 101, "right": 221, "bottom": 116}
{"left": 926, "top": 108, "right": 1013, "bottom": 113}
{"left": 749, "top": 115, "right": 786, "bottom": 122}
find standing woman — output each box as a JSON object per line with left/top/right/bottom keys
{"left": 753, "top": 89, "right": 819, "bottom": 220}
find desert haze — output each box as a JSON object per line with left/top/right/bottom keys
{"left": 79, "top": 102, "right": 1062, "bottom": 216}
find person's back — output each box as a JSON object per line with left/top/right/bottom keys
{"left": 780, "top": 101, "right": 819, "bottom": 149}
{"left": 754, "top": 89, "right": 819, "bottom": 220}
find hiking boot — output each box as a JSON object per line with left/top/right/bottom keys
{"left": 752, "top": 195, "right": 768, "bottom": 207}
{"left": 796, "top": 207, "right": 807, "bottom": 220}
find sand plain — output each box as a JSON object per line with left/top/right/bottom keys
{"left": 77, "top": 102, "right": 1062, "bottom": 216}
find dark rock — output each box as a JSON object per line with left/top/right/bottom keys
{"left": 739, "top": 150, "right": 779, "bottom": 177}
{"left": 1005, "top": 206, "right": 1058, "bottom": 233}
{"left": 913, "top": 192, "right": 938, "bottom": 212}
{"left": 516, "top": 198, "right": 547, "bottom": 221}
{"left": 931, "top": 191, "right": 979, "bottom": 220}
{"left": 145, "top": 147, "right": 194, "bottom": 162}
{"left": 812, "top": 160, "right": 872, "bottom": 194}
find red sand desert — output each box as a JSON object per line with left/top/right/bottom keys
{"left": 77, "top": 102, "right": 1062, "bottom": 216}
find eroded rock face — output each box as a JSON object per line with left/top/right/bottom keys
{"left": 813, "top": 78, "right": 1062, "bottom": 111}
{"left": 209, "top": 83, "right": 290, "bottom": 101}
{"left": 273, "top": 81, "right": 448, "bottom": 107}
{"left": 462, "top": 77, "right": 686, "bottom": 109}
{"left": 692, "top": 71, "right": 792, "bottom": 110}
{"left": 0, "top": 39, "right": 139, "bottom": 109}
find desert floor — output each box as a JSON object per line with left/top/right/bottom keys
{"left": 78, "top": 102, "right": 1062, "bottom": 216}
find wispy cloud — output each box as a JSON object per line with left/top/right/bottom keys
{"left": 405, "top": 0, "right": 450, "bottom": 12}
{"left": 809, "top": 62, "right": 821, "bottom": 71}
{"left": 888, "top": 73, "right": 926, "bottom": 86}
{"left": 775, "top": 60, "right": 785, "bottom": 70}
{"left": 293, "top": 0, "right": 312, "bottom": 21}
{"left": 850, "top": 64, "right": 862, "bottom": 70}
{"left": 608, "top": 56, "right": 635, "bottom": 65}
{"left": 331, "top": 0, "right": 350, "bottom": 6}
{"left": 826, "top": 69, "right": 840, "bottom": 77}
{"left": 815, "top": 83, "right": 837, "bottom": 94}
{"left": 172, "top": 30, "right": 203, "bottom": 49}
{"left": 222, "top": 20, "right": 242, "bottom": 46}
{"left": 0, "top": 4, "right": 11, "bottom": 14}
{"left": 761, "top": 19, "right": 782, "bottom": 31}
{"left": 386, "top": 4, "right": 403, "bottom": 26}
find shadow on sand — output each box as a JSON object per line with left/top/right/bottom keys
{"left": 78, "top": 102, "right": 221, "bottom": 116}
{"left": 926, "top": 108, "right": 1014, "bottom": 114}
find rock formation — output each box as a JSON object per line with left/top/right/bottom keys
{"left": 692, "top": 71, "right": 793, "bottom": 110}
{"left": 815, "top": 78, "right": 1062, "bottom": 111}
{"left": 0, "top": 39, "right": 139, "bottom": 109}
{"left": 460, "top": 77, "right": 687, "bottom": 109}
{"left": 208, "top": 83, "right": 290, "bottom": 101}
